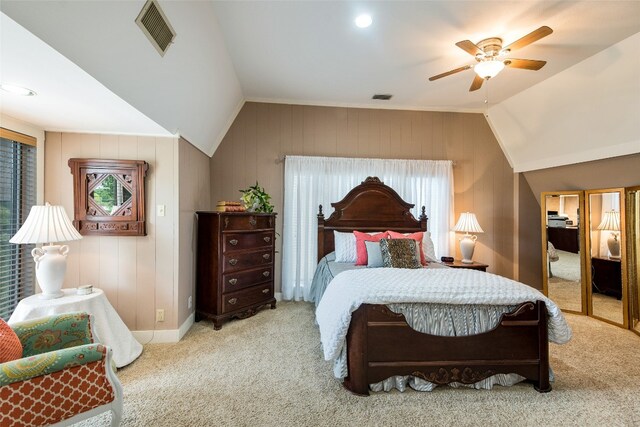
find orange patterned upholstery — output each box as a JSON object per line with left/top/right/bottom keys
{"left": 0, "top": 319, "right": 22, "bottom": 363}
{"left": 0, "top": 313, "right": 123, "bottom": 426}
{"left": 0, "top": 359, "right": 115, "bottom": 426}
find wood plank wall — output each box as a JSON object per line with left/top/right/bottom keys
{"left": 44, "top": 132, "right": 179, "bottom": 330}
{"left": 178, "top": 137, "right": 211, "bottom": 326}
{"left": 210, "top": 102, "right": 518, "bottom": 292}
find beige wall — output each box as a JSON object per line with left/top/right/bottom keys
{"left": 211, "top": 102, "right": 519, "bottom": 292}
{"left": 44, "top": 132, "right": 180, "bottom": 330}
{"left": 517, "top": 174, "right": 543, "bottom": 289}
{"left": 524, "top": 153, "right": 640, "bottom": 202}
{"left": 178, "top": 137, "right": 211, "bottom": 327}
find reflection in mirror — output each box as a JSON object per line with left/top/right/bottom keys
{"left": 626, "top": 188, "right": 640, "bottom": 335}
{"left": 88, "top": 174, "right": 132, "bottom": 216}
{"left": 544, "top": 193, "right": 583, "bottom": 313}
{"left": 588, "top": 191, "right": 625, "bottom": 326}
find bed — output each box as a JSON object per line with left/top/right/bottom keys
{"left": 313, "top": 177, "right": 571, "bottom": 395}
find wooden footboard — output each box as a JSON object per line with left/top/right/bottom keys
{"left": 343, "top": 301, "right": 550, "bottom": 395}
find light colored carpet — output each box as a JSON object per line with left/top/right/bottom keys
{"left": 79, "top": 302, "right": 640, "bottom": 427}
{"left": 549, "top": 250, "right": 581, "bottom": 282}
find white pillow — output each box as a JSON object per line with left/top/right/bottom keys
{"left": 334, "top": 231, "right": 357, "bottom": 263}
{"left": 422, "top": 231, "right": 437, "bottom": 262}
{"left": 365, "top": 241, "right": 384, "bottom": 268}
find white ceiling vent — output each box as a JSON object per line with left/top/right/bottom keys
{"left": 135, "top": 0, "right": 176, "bottom": 56}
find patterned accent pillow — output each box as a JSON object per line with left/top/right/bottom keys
{"left": 0, "top": 318, "right": 23, "bottom": 363}
{"left": 380, "top": 238, "right": 422, "bottom": 269}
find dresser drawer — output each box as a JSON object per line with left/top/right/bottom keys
{"left": 222, "top": 284, "right": 273, "bottom": 313}
{"left": 222, "top": 215, "right": 274, "bottom": 231}
{"left": 222, "top": 249, "right": 273, "bottom": 273}
{"left": 222, "top": 267, "right": 273, "bottom": 293}
{"left": 223, "top": 231, "right": 274, "bottom": 253}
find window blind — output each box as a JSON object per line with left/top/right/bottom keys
{"left": 0, "top": 136, "right": 36, "bottom": 320}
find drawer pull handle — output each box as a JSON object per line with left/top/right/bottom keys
{"left": 228, "top": 278, "right": 238, "bottom": 285}
{"left": 263, "top": 236, "right": 271, "bottom": 243}
{"left": 229, "top": 239, "right": 238, "bottom": 246}
{"left": 262, "top": 288, "right": 269, "bottom": 294}
{"left": 263, "top": 254, "right": 271, "bottom": 260}
{"left": 249, "top": 218, "right": 257, "bottom": 226}
{"left": 229, "top": 259, "right": 238, "bottom": 266}
{"left": 263, "top": 271, "right": 270, "bottom": 277}
{"left": 228, "top": 298, "right": 238, "bottom": 305}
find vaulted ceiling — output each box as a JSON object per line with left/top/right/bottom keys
{"left": 1, "top": 1, "right": 639, "bottom": 170}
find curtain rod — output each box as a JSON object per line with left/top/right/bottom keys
{"left": 275, "top": 155, "right": 456, "bottom": 167}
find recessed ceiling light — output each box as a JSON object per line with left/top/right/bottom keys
{"left": 355, "top": 14, "right": 372, "bottom": 28}
{"left": 0, "top": 83, "right": 37, "bottom": 96}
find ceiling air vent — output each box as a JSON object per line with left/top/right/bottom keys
{"left": 372, "top": 94, "right": 393, "bottom": 100}
{"left": 135, "top": 0, "right": 176, "bottom": 56}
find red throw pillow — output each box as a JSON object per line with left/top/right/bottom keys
{"left": 387, "top": 230, "right": 426, "bottom": 265}
{"left": 0, "top": 318, "right": 23, "bottom": 363}
{"left": 354, "top": 231, "right": 388, "bottom": 265}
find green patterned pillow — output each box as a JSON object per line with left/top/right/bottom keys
{"left": 380, "top": 238, "right": 422, "bottom": 269}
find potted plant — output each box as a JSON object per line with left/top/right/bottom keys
{"left": 239, "top": 182, "right": 274, "bottom": 213}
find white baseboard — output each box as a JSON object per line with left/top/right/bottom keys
{"left": 132, "top": 312, "right": 195, "bottom": 344}
{"left": 275, "top": 292, "right": 282, "bottom": 301}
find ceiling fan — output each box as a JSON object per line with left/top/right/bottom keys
{"left": 429, "top": 26, "right": 553, "bottom": 92}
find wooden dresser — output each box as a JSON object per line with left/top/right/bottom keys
{"left": 195, "top": 212, "right": 277, "bottom": 329}
{"left": 591, "top": 256, "right": 622, "bottom": 299}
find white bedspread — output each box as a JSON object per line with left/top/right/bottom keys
{"left": 316, "top": 268, "right": 572, "bottom": 361}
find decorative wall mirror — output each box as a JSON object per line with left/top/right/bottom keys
{"left": 625, "top": 186, "right": 640, "bottom": 336}
{"left": 69, "top": 158, "right": 148, "bottom": 236}
{"left": 541, "top": 191, "right": 586, "bottom": 314}
{"left": 585, "top": 188, "right": 628, "bottom": 328}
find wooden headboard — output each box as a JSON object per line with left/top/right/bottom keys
{"left": 317, "top": 177, "right": 428, "bottom": 261}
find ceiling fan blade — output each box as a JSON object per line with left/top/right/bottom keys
{"left": 469, "top": 74, "right": 484, "bottom": 92}
{"left": 505, "top": 58, "right": 547, "bottom": 70}
{"left": 428, "top": 65, "right": 472, "bottom": 81}
{"left": 455, "top": 40, "right": 484, "bottom": 57}
{"left": 503, "top": 26, "right": 553, "bottom": 52}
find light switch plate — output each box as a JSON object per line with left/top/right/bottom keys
{"left": 157, "top": 205, "right": 166, "bottom": 217}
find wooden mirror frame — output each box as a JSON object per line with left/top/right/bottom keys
{"left": 69, "top": 158, "right": 148, "bottom": 236}
{"left": 541, "top": 191, "right": 587, "bottom": 315}
{"left": 584, "top": 187, "right": 628, "bottom": 329}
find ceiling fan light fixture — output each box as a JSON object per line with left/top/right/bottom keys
{"left": 354, "top": 14, "right": 372, "bottom": 28}
{"left": 474, "top": 60, "right": 505, "bottom": 79}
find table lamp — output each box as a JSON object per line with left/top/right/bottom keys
{"left": 9, "top": 203, "right": 82, "bottom": 299}
{"left": 453, "top": 212, "right": 484, "bottom": 264}
{"left": 597, "top": 210, "right": 620, "bottom": 259}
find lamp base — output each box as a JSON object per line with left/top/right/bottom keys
{"left": 38, "top": 290, "right": 65, "bottom": 299}
{"left": 32, "top": 244, "right": 70, "bottom": 300}
{"left": 607, "top": 234, "right": 621, "bottom": 259}
{"left": 459, "top": 235, "right": 477, "bottom": 264}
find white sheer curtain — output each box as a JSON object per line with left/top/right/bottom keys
{"left": 281, "top": 156, "right": 454, "bottom": 301}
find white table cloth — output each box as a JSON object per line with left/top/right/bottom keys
{"left": 9, "top": 288, "right": 142, "bottom": 368}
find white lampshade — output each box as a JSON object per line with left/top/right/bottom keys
{"left": 10, "top": 203, "right": 82, "bottom": 244}
{"left": 596, "top": 210, "right": 620, "bottom": 232}
{"left": 474, "top": 60, "right": 505, "bottom": 79}
{"left": 453, "top": 212, "right": 484, "bottom": 234}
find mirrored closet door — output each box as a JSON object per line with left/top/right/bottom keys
{"left": 585, "top": 188, "right": 628, "bottom": 328}
{"left": 541, "top": 191, "right": 586, "bottom": 314}
{"left": 626, "top": 186, "right": 640, "bottom": 336}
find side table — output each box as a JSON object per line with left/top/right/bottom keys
{"left": 9, "top": 288, "right": 142, "bottom": 368}
{"left": 443, "top": 260, "right": 489, "bottom": 272}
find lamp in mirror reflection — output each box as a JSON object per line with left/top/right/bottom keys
{"left": 453, "top": 212, "right": 484, "bottom": 263}
{"left": 9, "top": 203, "right": 82, "bottom": 299}
{"left": 597, "top": 210, "right": 621, "bottom": 259}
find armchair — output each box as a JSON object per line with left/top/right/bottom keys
{"left": 0, "top": 312, "right": 123, "bottom": 426}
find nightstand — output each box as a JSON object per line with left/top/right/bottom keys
{"left": 443, "top": 260, "right": 488, "bottom": 272}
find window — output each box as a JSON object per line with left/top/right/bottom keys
{"left": 0, "top": 129, "right": 37, "bottom": 320}
{"left": 281, "top": 155, "right": 454, "bottom": 301}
